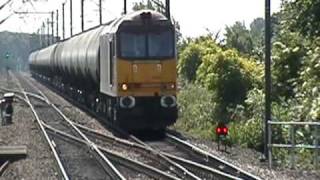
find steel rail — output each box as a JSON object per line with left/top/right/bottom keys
{"left": 43, "top": 123, "right": 180, "bottom": 180}
{"left": 72, "top": 122, "right": 241, "bottom": 180}
{"left": 162, "top": 152, "right": 242, "bottom": 180}
{"left": 0, "top": 87, "right": 47, "bottom": 102}
{"left": 25, "top": 74, "right": 255, "bottom": 179}
{"left": 166, "top": 133, "right": 261, "bottom": 180}
{"left": 28, "top": 76, "right": 203, "bottom": 180}
{"left": 12, "top": 73, "right": 70, "bottom": 180}
{"left": 129, "top": 135, "right": 202, "bottom": 180}
{"left": 22, "top": 75, "right": 125, "bottom": 180}
{"left": 0, "top": 160, "right": 10, "bottom": 176}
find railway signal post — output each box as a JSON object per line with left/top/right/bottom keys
{"left": 216, "top": 123, "right": 228, "bottom": 152}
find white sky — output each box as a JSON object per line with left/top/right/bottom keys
{"left": 0, "top": 0, "right": 282, "bottom": 38}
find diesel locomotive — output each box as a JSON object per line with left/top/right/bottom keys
{"left": 29, "top": 10, "right": 178, "bottom": 130}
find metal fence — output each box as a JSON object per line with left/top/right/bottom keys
{"left": 268, "top": 121, "right": 320, "bottom": 168}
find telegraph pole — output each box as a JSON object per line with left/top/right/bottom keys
{"left": 99, "top": 0, "right": 102, "bottom": 25}
{"left": 46, "top": 18, "right": 50, "bottom": 46}
{"left": 81, "top": 0, "right": 84, "bottom": 32}
{"left": 56, "top": 9, "right": 59, "bottom": 42}
{"left": 38, "top": 28, "right": 42, "bottom": 48}
{"left": 165, "top": 0, "right": 170, "bottom": 20}
{"left": 264, "top": 0, "right": 272, "bottom": 162}
{"left": 70, "top": 0, "right": 73, "bottom": 36}
{"left": 42, "top": 22, "right": 45, "bottom": 48}
{"left": 62, "top": 3, "right": 65, "bottom": 39}
{"left": 51, "top": 11, "right": 54, "bottom": 44}
{"left": 123, "top": 0, "right": 127, "bottom": 15}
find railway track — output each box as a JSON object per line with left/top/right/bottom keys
{"left": 130, "top": 132, "right": 261, "bottom": 180}
{"left": 8, "top": 72, "right": 261, "bottom": 180}
{"left": 14, "top": 73, "right": 116, "bottom": 180}
{"left": 12, "top": 73, "right": 184, "bottom": 180}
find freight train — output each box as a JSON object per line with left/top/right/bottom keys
{"left": 29, "top": 10, "right": 178, "bottom": 130}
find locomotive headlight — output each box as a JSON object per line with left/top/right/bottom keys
{"left": 122, "top": 83, "right": 128, "bottom": 91}
{"left": 164, "top": 83, "right": 175, "bottom": 89}
{"left": 161, "top": 95, "right": 177, "bottom": 108}
{"left": 169, "top": 83, "right": 175, "bottom": 89}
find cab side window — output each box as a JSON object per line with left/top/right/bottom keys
{"left": 109, "top": 40, "right": 114, "bottom": 85}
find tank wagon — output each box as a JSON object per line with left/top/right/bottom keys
{"left": 29, "top": 10, "right": 178, "bottom": 130}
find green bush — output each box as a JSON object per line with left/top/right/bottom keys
{"left": 228, "top": 88, "right": 264, "bottom": 149}
{"left": 272, "top": 33, "right": 307, "bottom": 98}
{"left": 177, "top": 36, "right": 220, "bottom": 82}
{"left": 196, "top": 49, "right": 263, "bottom": 120}
{"left": 296, "top": 42, "right": 320, "bottom": 121}
{"left": 175, "top": 83, "right": 217, "bottom": 139}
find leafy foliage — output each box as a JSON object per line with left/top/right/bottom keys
{"left": 196, "top": 48, "right": 263, "bottom": 120}
{"left": 175, "top": 84, "right": 216, "bottom": 139}
{"left": 282, "top": 0, "right": 320, "bottom": 37}
{"left": 250, "top": 18, "right": 265, "bottom": 60}
{"left": 132, "top": 0, "right": 164, "bottom": 13}
{"left": 272, "top": 32, "right": 307, "bottom": 98}
{"left": 175, "top": 0, "right": 320, "bottom": 169}
{"left": 225, "top": 21, "right": 253, "bottom": 55}
{"left": 177, "top": 36, "right": 220, "bottom": 82}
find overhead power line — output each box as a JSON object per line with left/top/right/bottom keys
{"left": 0, "top": 13, "right": 14, "bottom": 25}
{"left": 0, "top": 0, "right": 13, "bottom": 10}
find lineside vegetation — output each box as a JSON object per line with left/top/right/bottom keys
{"left": 175, "top": 0, "right": 320, "bottom": 169}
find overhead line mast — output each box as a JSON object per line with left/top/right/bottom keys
{"left": 70, "top": 0, "right": 73, "bottom": 36}
{"left": 81, "top": 0, "right": 84, "bottom": 32}
{"left": 56, "top": 10, "right": 59, "bottom": 42}
{"left": 51, "top": 11, "right": 54, "bottom": 44}
{"left": 99, "top": 0, "right": 102, "bottom": 25}
{"left": 264, "top": 0, "right": 272, "bottom": 162}
{"left": 62, "top": 3, "right": 65, "bottom": 40}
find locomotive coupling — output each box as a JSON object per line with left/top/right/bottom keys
{"left": 161, "top": 95, "right": 177, "bottom": 108}
{"left": 120, "top": 96, "right": 136, "bottom": 109}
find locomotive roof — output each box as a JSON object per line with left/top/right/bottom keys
{"left": 29, "top": 10, "right": 169, "bottom": 54}
{"left": 108, "top": 10, "right": 169, "bottom": 32}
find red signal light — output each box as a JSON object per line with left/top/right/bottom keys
{"left": 216, "top": 124, "right": 228, "bottom": 136}
{"left": 216, "top": 127, "right": 221, "bottom": 134}
{"left": 223, "top": 127, "right": 228, "bottom": 134}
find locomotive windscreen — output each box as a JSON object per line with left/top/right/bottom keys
{"left": 118, "top": 28, "right": 174, "bottom": 60}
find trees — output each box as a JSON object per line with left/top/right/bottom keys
{"left": 250, "top": 18, "right": 265, "bottom": 60}
{"left": 178, "top": 36, "right": 220, "bottom": 82}
{"left": 132, "top": 0, "right": 164, "bottom": 13}
{"left": 178, "top": 34, "right": 263, "bottom": 120}
{"left": 225, "top": 21, "right": 253, "bottom": 55}
{"left": 283, "top": 0, "right": 320, "bottom": 37}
